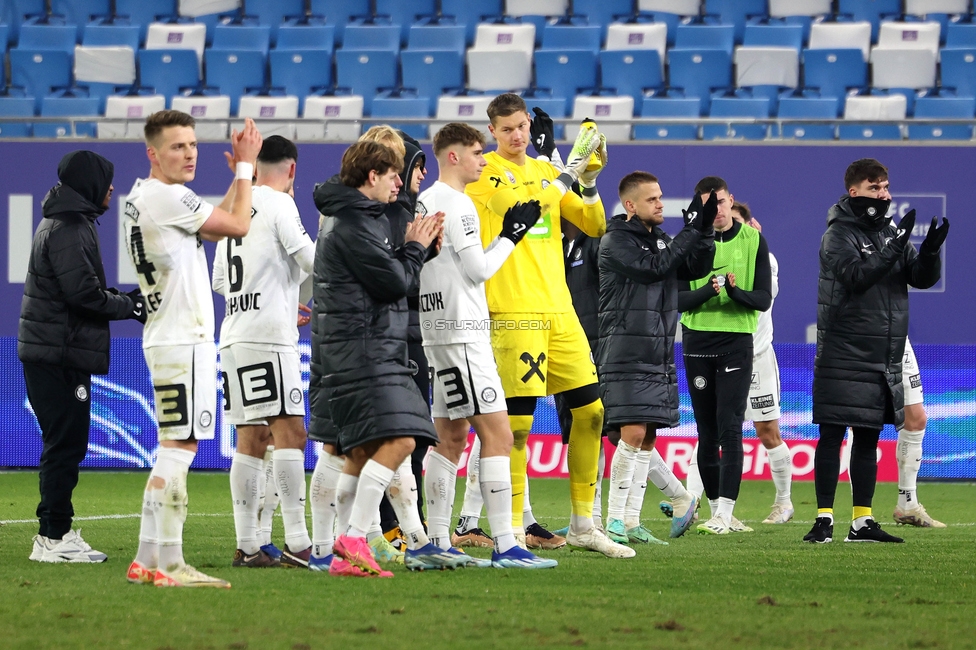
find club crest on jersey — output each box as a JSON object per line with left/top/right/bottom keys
{"left": 124, "top": 202, "right": 140, "bottom": 221}
{"left": 541, "top": 179, "right": 550, "bottom": 189}
{"left": 481, "top": 388, "right": 497, "bottom": 403}
{"left": 74, "top": 385, "right": 88, "bottom": 401}
{"left": 574, "top": 247, "right": 583, "bottom": 260}
{"left": 657, "top": 240, "right": 666, "bottom": 250}
{"left": 505, "top": 171, "right": 516, "bottom": 184}
{"left": 290, "top": 388, "right": 302, "bottom": 404}
{"left": 180, "top": 191, "right": 202, "bottom": 213}
{"left": 415, "top": 200, "right": 428, "bottom": 218}
{"left": 693, "top": 376, "right": 706, "bottom": 390}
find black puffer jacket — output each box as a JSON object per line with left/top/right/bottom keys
{"left": 387, "top": 132, "right": 427, "bottom": 343}
{"left": 18, "top": 151, "right": 134, "bottom": 374}
{"left": 813, "top": 196, "right": 941, "bottom": 428}
{"left": 597, "top": 215, "right": 714, "bottom": 427}
{"left": 564, "top": 232, "right": 600, "bottom": 354}
{"left": 309, "top": 179, "right": 435, "bottom": 448}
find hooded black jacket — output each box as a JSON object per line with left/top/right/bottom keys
{"left": 18, "top": 151, "right": 134, "bottom": 374}
{"left": 308, "top": 178, "right": 435, "bottom": 447}
{"left": 386, "top": 132, "right": 427, "bottom": 343}
{"left": 813, "top": 195, "right": 941, "bottom": 428}
{"left": 597, "top": 215, "right": 714, "bottom": 427}
{"left": 564, "top": 232, "right": 601, "bottom": 353}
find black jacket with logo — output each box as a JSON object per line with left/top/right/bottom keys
{"left": 564, "top": 232, "right": 601, "bottom": 354}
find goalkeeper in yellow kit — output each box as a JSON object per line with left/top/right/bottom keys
{"left": 466, "top": 93, "right": 633, "bottom": 558}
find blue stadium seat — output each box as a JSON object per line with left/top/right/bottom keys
{"left": 407, "top": 23, "right": 465, "bottom": 52}
{"left": 802, "top": 48, "right": 866, "bottom": 102}
{"left": 742, "top": 22, "right": 804, "bottom": 49}
{"left": 115, "top": 0, "right": 178, "bottom": 44}
{"left": 1, "top": 0, "right": 45, "bottom": 44}
{"left": 18, "top": 22, "right": 77, "bottom": 53}
{"left": 205, "top": 49, "right": 267, "bottom": 114}
{"left": 335, "top": 49, "right": 398, "bottom": 114}
{"left": 541, "top": 23, "right": 601, "bottom": 51}
{"left": 705, "top": 0, "right": 767, "bottom": 43}
{"left": 308, "top": 0, "right": 370, "bottom": 45}
{"left": 243, "top": 0, "right": 303, "bottom": 45}
{"left": 83, "top": 22, "right": 140, "bottom": 49}
{"left": 908, "top": 95, "right": 976, "bottom": 140}
{"left": 138, "top": 49, "right": 200, "bottom": 107}
{"left": 371, "top": 89, "right": 431, "bottom": 139}
{"left": 440, "top": 0, "right": 503, "bottom": 45}
{"left": 777, "top": 95, "right": 838, "bottom": 139}
{"left": 9, "top": 49, "right": 72, "bottom": 111}
{"left": 674, "top": 24, "right": 736, "bottom": 54}
{"left": 634, "top": 95, "right": 700, "bottom": 140}
{"left": 945, "top": 23, "right": 976, "bottom": 48}
{"left": 376, "top": 0, "right": 436, "bottom": 46}
{"left": 940, "top": 48, "right": 976, "bottom": 97}
{"left": 838, "top": 0, "right": 901, "bottom": 42}
{"left": 0, "top": 24, "right": 7, "bottom": 51}
{"left": 342, "top": 23, "right": 401, "bottom": 51}
{"left": 276, "top": 23, "right": 335, "bottom": 51}
{"left": 571, "top": 0, "right": 632, "bottom": 44}
{"left": 51, "top": 0, "right": 110, "bottom": 41}
{"left": 0, "top": 96, "right": 35, "bottom": 137}
{"left": 534, "top": 49, "right": 598, "bottom": 114}
{"left": 703, "top": 95, "right": 770, "bottom": 140}
{"left": 212, "top": 23, "right": 271, "bottom": 55}
{"left": 599, "top": 49, "right": 664, "bottom": 109}
{"left": 667, "top": 49, "right": 733, "bottom": 114}
{"left": 838, "top": 123, "right": 903, "bottom": 140}
{"left": 269, "top": 49, "right": 332, "bottom": 111}
{"left": 401, "top": 49, "right": 464, "bottom": 113}
{"left": 36, "top": 93, "right": 100, "bottom": 137}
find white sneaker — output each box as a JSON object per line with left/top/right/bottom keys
{"left": 729, "top": 516, "right": 754, "bottom": 533}
{"left": 566, "top": 526, "right": 636, "bottom": 559}
{"left": 697, "top": 515, "right": 730, "bottom": 535}
{"left": 893, "top": 503, "right": 946, "bottom": 528}
{"left": 154, "top": 564, "right": 231, "bottom": 588}
{"left": 762, "top": 502, "right": 795, "bottom": 524}
{"left": 30, "top": 535, "right": 48, "bottom": 562}
{"left": 40, "top": 529, "right": 107, "bottom": 563}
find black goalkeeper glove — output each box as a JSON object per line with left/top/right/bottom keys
{"left": 919, "top": 217, "right": 949, "bottom": 256}
{"left": 529, "top": 107, "right": 556, "bottom": 160}
{"left": 682, "top": 193, "right": 704, "bottom": 229}
{"left": 500, "top": 200, "right": 542, "bottom": 245}
{"left": 699, "top": 191, "right": 718, "bottom": 233}
{"left": 127, "top": 288, "right": 147, "bottom": 324}
{"left": 893, "top": 209, "right": 916, "bottom": 249}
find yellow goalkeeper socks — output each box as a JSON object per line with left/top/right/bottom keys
{"left": 509, "top": 415, "right": 533, "bottom": 531}
{"left": 567, "top": 399, "right": 604, "bottom": 522}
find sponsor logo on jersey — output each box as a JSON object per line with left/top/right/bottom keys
{"left": 481, "top": 387, "right": 497, "bottom": 403}
{"left": 180, "top": 191, "right": 202, "bottom": 213}
{"left": 750, "top": 394, "right": 775, "bottom": 410}
{"left": 693, "top": 376, "right": 706, "bottom": 390}
{"left": 124, "top": 202, "right": 140, "bottom": 221}
{"left": 75, "top": 385, "right": 88, "bottom": 401}
{"left": 519, "top": 352, "right": 546, "bottom": 383}
{"left": 290, "top": 388, "right": 302, "bottom": 404}
{"left": 200, "top": 411, "right": 213, "bottom": 428}
{"left": 910, "top": 374, "right": 922, "bottom": 389}
{"left": 415, "top": 200, "right": 428, "bottom": 219}
{"left": 294, "top": 214, "right": 306, "bottom": 236}
{"left": 489, "top": 175, "right": 504, "bottom": 188}
{"left": 460, "top": 212, "right": 478, "bottom": 236}
{"left": 750, "top": 372, "right": 760, "bottom": 390}
{"left": 525, "top": 211, "right": 552, "bottom": 240}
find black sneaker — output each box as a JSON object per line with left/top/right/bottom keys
{"left": 525, "top": 522, "right": 567, "bottom": 550}
{"left": 232, "top": 548, "right": 280, "bottom": 567}
{"left": 844, "top": 519, "right": 904, "bottom": 543}
{"left": 803, "top": 516, "right": 833, "bottom": 543}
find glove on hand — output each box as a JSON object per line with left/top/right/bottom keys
{"left": 127, "top": 288, "right": 147, "bottom": 324}
{"left": 500, "top": 201, "right": 542, "bottom": 245}
{"left": 579, "top": 133, "right": 607, "bottom": 188}
{"left": 529, "top": 107, "right": 556, "bottom": 159}
{"left": 894, "top": 209, "right": 916, "bottom": 248}
{"left": 919, "top": 217, "right": 949, "bottom": 256}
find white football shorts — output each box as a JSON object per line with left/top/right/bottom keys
{"left": 426, "top": 342, "right": 507, "bottom": 420}
{"left": 220, "top": 344, "right": 305, "bottom": 425}
{"left": 144, "top": 341, "right": 217, "bottom": 441}
{"left": 902, "top": 338, "right": 923, "bottom": 406}
{"left": 745, "top": 346, "right": 781, "bottom": 422}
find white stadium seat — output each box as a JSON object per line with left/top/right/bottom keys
{"left": 236, "top": 95, "right": 299, "bottom": 139}
{"left": 735, "top": 47, "right": 800, "bottom": 88}
{"left": 299, "top": 95, "right": 364, "bottom": 141}
{"left": 870, "top": 48, "right": 938, "bottom": 89}
{"left": 98, "top": 94, "right": 166, "bottom": 139}
{"left": 504, "top": 0, "right": 568, "bottom": 16}
{"left": 74, "top": 46, "right": 136, "bottom": 85}
{"left": 145, "top": 22, "right": 207, "bottom": 74}
{"left": 171, "top": 94, "right": 230, "bottom": 140}
{"left": 844, "top": 94, "right": 907, "bottom": 120}
{"left": 638, "top": 0, "right": 700, "bottom": 16}
{"left": 472, "top": 23, "right": 535, "bottom": 52}
{"left": 877, "top": 21, "right": 941, "bottom": 53}
{"left": 572, "top": 95, "right": 634, "bottom": 142}
{"left": 433, "top": 94, "right": 495, "bottom": 138}
{"left": 808, "top": 22, "right": 872, "bottom": 61}
{"left": 768, "top": 0, "right": 832, "bottom": 17}
{"left": 905, "top": 0, "right": 969, "bottom": 15}
{"left": 467, "top": 49, "right": 532, "bottom": 91}
{"left": 178, "top": 0, "right": 240, "bottom": 17}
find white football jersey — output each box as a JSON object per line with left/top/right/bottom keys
{"left": 214, "top": 185, "right": 313, "bottom": 350}
{"left": 753, "top": 251, "right": 778, "bottom": 355}
{"left": 418, "top": 181, "right": 492, "bottom": 345}
{"left": 123, "top": 177, "right": 215, "bottom": 348}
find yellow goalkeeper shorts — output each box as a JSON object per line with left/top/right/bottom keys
{"left": 489, "top": 312, "right": 597, "bottom": 398}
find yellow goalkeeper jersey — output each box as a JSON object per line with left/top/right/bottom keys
{"left": 466, "top": 152, "right": 606, "bottom": 314}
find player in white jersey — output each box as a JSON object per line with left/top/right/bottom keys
{"left": 211, "top": 136, "right": 317, "bottom": 569}
{"left": 123, "top": 111, "right": 263, "bottom": 588}
{"left": 420, "top": 123, "right": 556, "bottom": 568}
{"left": 893, "top": 338, "right": 945, "bottom": 527}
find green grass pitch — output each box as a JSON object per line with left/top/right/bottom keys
{"left": 1, "top": 472, "right": 974, "bottom": 649}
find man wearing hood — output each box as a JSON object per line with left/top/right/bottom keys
{"left": 805, "top": 158, "right": 947, "bottom": 544}
{"left": 19, "top": 150, "right": 146, "bottom": 563}
{"left": 599, "top": 172, "right": 715, "bottom": 544}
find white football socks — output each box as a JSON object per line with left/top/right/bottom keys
{"left": 647, "top": 448, "right": 689, "bottom": 500}
{"left": 717, "top": 497, "right": 735, "bottom": 523}
{"left": 897, "top": 429, "right": 925, "bottom": 509}
{"left": 624, "top": 449, "right": 652, "bottom": 528}
{"left": 766, "top": 442, "right": 793, "bottom": 504}
{"left": 348, "top": 460, "right": 393, "bottom": 539}
{"left": 134, "top": 481, "right": 158, "bottom": 568}
{"left": 230, "top": 452, "right": 264, "bottom": 555}
{"left": 309, "top": 450, "right": 342, "bottom": 559}
{"left": 335, "top": 473, "right": 358, "bottom": 536}
{"left": 153, "top": 447, "right": 194, "bottom": 572}
{"left": 686, "top": 443, "right": 705, "bottom": 500}
{"left": 386, "top": 457, "right": 430, "bottom": 550}
{"left": 257, "top": 446, "right": 278, "bottom": 546}
{"left": 593, "top": 444, "right": 606, "bottom": 530}
{"left": 273, "top": 448, "right": 311, "bottom": 551}
{"left": 425, "top": 450, "right": 459, "bottom": 550}
{"left": 480, "top": 455, "right": 517, "bottom": 553}
{"left": 607, "top": 441, "right": 639, "bottom": 521}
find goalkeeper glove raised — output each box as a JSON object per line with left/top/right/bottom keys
{"left": 529, "top": 107, "right": 556, "bottom": 160}
{"left": 500, "top": 200, "right": 542, "bottom": 245}
{"left": 579, "top": 133, "right": 607, "bottom": 188}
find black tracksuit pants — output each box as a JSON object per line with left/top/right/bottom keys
{"left": 815, "top": 424, "right": 882, "bottom": 510}
{"left": 684, "top": 347, "right": 753, "bottom": 501}
{"left": 23, "top": 362, "right": 92, "bottom": 540}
